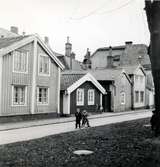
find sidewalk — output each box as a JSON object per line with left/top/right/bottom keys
{"left": 0, "top": 109, "right": 152, "bottom": 131}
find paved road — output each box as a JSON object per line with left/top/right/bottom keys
{"left": 0, "top": 110, "right": 152, "bottom": 145}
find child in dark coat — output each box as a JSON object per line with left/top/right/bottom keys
{"left": 75, "top": 108, "right": 82, "bottom": 129}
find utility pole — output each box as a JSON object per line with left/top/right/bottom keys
{"left": 145, "top": 0, "right": 160, "bottom": 135}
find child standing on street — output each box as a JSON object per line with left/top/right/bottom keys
{"left": 75, "top": 108, "right": 82, "bottom": 129}
{"left": 82, "top": 110, "right": 90, "bottom": 127}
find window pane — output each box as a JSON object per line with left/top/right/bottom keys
{"left": 14, "top": 51, "right": 27, "bottom": 72}
{"left": 37, "top": 87, "right": 48, "bottom": 104}
{"left": 13, "top": 86, "right": 26, "bottom": 105}
{"left": 39, "top": 55, "right": 49, "bottom": 74}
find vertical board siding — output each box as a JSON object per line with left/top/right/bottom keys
{"left": 1, "top": 42, "right": 59, "bottom": 116}
{"left": 113, "top": 74, "right": 132, "bottom": 112}
{"left": 70, "top": 81, "right": 101, "bottom": 114}
{"left": 1, "top": 43, "right": 34, "bottom": 115}
{"left": 35, "top": 44, "right": 58, "bottom": 113}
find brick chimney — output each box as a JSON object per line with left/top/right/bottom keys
{"left": 125, "top": 41, "right": 133, "bottom": 47}
{"left": 44, "top": 36, "right": 49, "bottom": 45}
{"left": 65, "top": 36, "right": 72, "bottom": 57}
{"left": 107, "top": 46, "right": 113, "bottom": 68}
{"left": 10, "top": 26, "right": 18, "bottom": 34}
{"left": 71, "top": 52, "right": 75, "bottom": 59}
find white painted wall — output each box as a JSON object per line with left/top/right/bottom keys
{"left": 133, "top": 68, "right": 145, "bottom": 108}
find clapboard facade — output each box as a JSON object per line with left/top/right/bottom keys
{"left": 0, "top": 35, "right": 64, "bottom": 116}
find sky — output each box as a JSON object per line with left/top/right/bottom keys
{"left": 0, "top": 0, "right": 150, "bottom": 61}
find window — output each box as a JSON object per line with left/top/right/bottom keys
{"left": 39, "top": 54, "right": 50, "bottom": 75}
{"left": 12, "top": 86, "right": 27, "bottom": 105}
{"left": 88, "top": 89, "right": 95, "bottom": 105}
{"left": 135, "top": 91, "right": 139, "bottom": 103}
{"left": 76, "top": 89, "right": 84, "bottom": 106}
{"left": 140, "top": 91, "right": 144, "bottom": 103}
{"left": 121, "top": 92, "right": 125, "bottom": 105}
{"left": 37, "top": 87, "right": 49, "bottom": 104}
{"left": 13, "top": 50, "right": 28, "bottom": 73}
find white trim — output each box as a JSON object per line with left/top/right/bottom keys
{"left": 11, "top": 85, "right": 27, "bottom": 107}
{"left": 0, "top": 56, "right": 2, "bottom": 112}
{"left": 76, "top": 88, "right": 84, "bottom": 106}
{"left": 38, "top": 53, "right": 50, "bottom": 77}
{"left": 35, "top": 34, "right": 64, "bottom": 70}
{"left": 68, "top": 93, "right": 70, "bottom": 114}
{"left": 0, "top": 35, "right": 64, "bottom": 70}
{"left": 57, "top": 67, "right": 61, "bottom": 114}
{"left": 88, "top": 89, "right": 95, "bottom": 105}
{"left": 31, "top": 39, "right": 37, "bottom": 114}
{"left": 0, "top": 36, "right": 35, "bottom": 57}
{"left": 100, "top": 93, "right": 102, "bottom": 107}
{"left": 37, "top": 87, "right": 50, "bottom": 106}
{"left": 12, "top": 50, "right": 29, "bottom": 74}
{"left": 67, "top": 73, "right": 106, "bottom": 94}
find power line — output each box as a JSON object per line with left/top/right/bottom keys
{"left": 69, "top": 0, "right": 111, "bottom": 20}
{"left": 99, "top": 0, "right": 135, "bottom": 15}
{"left": 69, "top": 0, "right": 135, "bottom": 21}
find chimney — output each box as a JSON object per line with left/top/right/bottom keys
{"left": 125, "top": 41, "right": 133, "bottom": 47}
{"left": 22, "top": 31, "right": 26, "bottom": 36}
{"left": 107, "top": 46, "right": 113, "bottom": 68}
{"left": 71, "top": 52, "right": 75, "bottom": 59}
{"left": 10, "top": 26, "right": 18, "bottom": 34}
{"left": 65, "top": 36, "right": 72, "bottom": 57}
{"left": 44, "top": 36, "right": 49, "bottom": 45}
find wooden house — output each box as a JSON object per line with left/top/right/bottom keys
{"left": 0, "top": 34, "right": 64, "bottom": 116}
{"left": 60, "top": 72, "right": 106, "bottom": 115}
{"left": 121, "top": 65, "right": 146, "bottom": 109}
{"left": 89, "top": 69, "right": 132, "bottom": 112}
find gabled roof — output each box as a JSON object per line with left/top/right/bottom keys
{"left": 0, "top": 36, "right": 29, "bottom": 49}
{"left": 0, "top": 34, "right": 64, "bottom": 70}
{"left": 61, "top": 68, "right": 131, "bottom": 84}
{"left": 91, "top": 43, "right": 150, "bottom": 68}
{"left": 61, "top": 72, "right": 106, "bottom": 94}
{"left": 119, "top": 65, "right": 146, "bottom": 76}
{"left": 0, "top": 28, "right": 19, "bottom": 38}
{"left": 61, "top": 73, "right": 85, "bottom": 90}
{"left": 88, "top": 69, "right": 126, "bottom": 81}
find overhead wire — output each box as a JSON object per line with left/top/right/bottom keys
{"left": 69, "top": 0, "right": 135, "bottom": 21}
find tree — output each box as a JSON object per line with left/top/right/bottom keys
{"left": 145, "top": 0, "right": 160, "bottom": 135}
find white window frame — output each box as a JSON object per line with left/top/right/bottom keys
{"left": 12, "top": 85, "right": 27, "bottom": 106}
{"left": 76, "top": 88, "right": 84, "bottom": 106}
{"left": 88, "top": 89, "right": 95, "bottom": 105}
{"left": 120, "top": 92, "right": 125, "bottom": 105}
{"left": 38, "top": 54, "right": 50, "bottom": 76}
{"left": 13, "top": 50, "right": 29, "bottom": 74}
{"left": 37, "top": 87, "right": 49, "bottom": 105}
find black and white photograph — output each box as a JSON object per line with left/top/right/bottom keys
{"left": 0, "top": 0, "right": 159, "bottom": 166}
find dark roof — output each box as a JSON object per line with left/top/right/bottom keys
{"left": 61, "top": 69, "right": 125, "bottom": 82}
{"left": 61, "top": 72, "right": 85, "bottom": 90}
{"left": 91, "top": 44, "right": 150, "bottom": 68}
{"left": 57, "top": 56, "right": 70, "bottom": 70}
{"left": 89, "top": 69, "right": 123, "bottom": 81}
{"left": 0, "top": 36, "right": 29, "bottom": 49}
